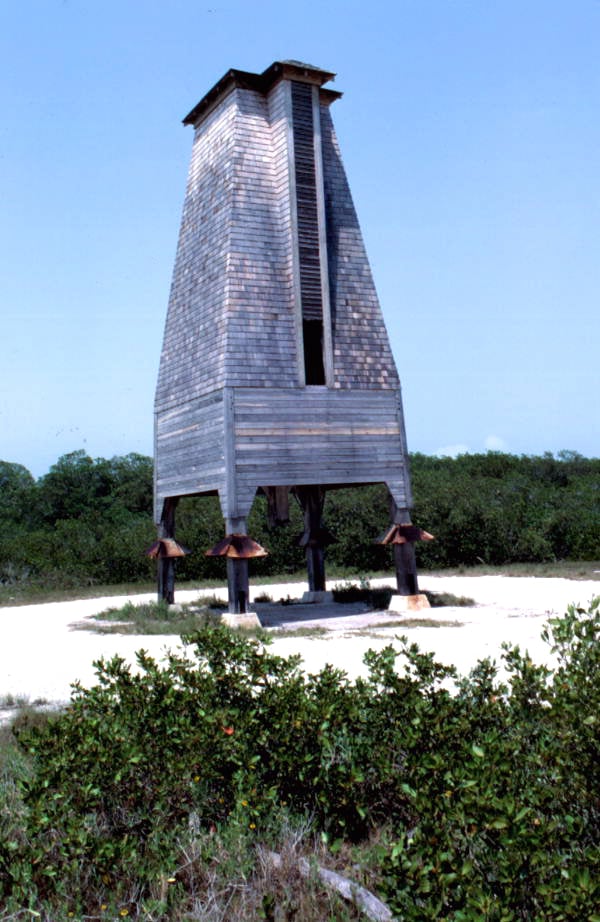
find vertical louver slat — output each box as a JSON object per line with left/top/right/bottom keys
{"left": 291, "top": 81, "right": 323, "bottom": 323}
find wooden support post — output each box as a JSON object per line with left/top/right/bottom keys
{"left": 307, "top": 543, "right": 326, "bottom": 593}
{"left": 157, "top": 498, "right": 179, "bottom": 604}
{"left": 226, "top": 558, "right": 250, "bottom": 614}
{"left": 297, "top": 486, "right": 326, "bottom": 592}
{"left": 225, "top": 517, "right": 249, "bottom": 613}
{"left": 393, "top": 542, "right": 418, "bottom": 596}
{"left": 389, "top": 497, "right": 419, "bottom": 596}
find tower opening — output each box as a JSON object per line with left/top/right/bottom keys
{"left": 302, "top": 319, "right": 326, "bottom": 384}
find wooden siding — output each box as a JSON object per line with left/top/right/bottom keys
{"left": 223, "top": 87, "right": 299, "bottom": 388}
{"left": 231, "top": 387, "right": 409, "bottom": 516}
{"left": 154, "top": 392, "right": 225, "bottom": 521}
{"left": 320, "top": 105, "right": 400, "bottom": 390}
{"left": 155, "top": 95, "right": 236, "bottom": 411}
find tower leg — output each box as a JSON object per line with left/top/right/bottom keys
{"left": 307, "top": 545, "right": 326, "bottom": 593}
{"left": 388, "top": 496, "right": 429, "bottom": 611}
{"left": 389, "top": 497, "right": 419, "bottom": 596}
{"left": 157, "top": 498, "right": 178, "bottom": 604}
{"left": 226, "top": 559, "right": 249, "bottom": 614}
{"left": 297, "top": 486, "right": 327, "bottom": 593}
{"left": 393, "top": 542, "right": 418, "bottom": 596}
{"left": 225, "top": 517, "right": 249, "bottom": 614}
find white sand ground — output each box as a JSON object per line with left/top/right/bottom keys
{"left": 0, "top": 575, "right": 598, "bottom": 719}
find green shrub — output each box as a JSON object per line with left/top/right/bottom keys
{"left": 380, "top": 598, "right": 600, "bottom": 920}
{"left": 1, "top": 600, "right": 600, "bottom": 918}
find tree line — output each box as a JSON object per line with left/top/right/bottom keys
{"left": 0, "top": 449, "right": 598, "bottom": 590}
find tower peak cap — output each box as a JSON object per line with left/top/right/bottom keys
{"left": 183, "top": 60, "right": 340, "bottom": 127}
{"left": 280, "top": 59, "right": 334, "bottom": 76}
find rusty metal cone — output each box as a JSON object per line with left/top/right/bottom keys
{"left": 205, "top": 534, "right": 268, "bottom": 559}
{"left": 145, "top": 538, "right": 191, "bottom": 559}
{"left": 376, "top": 524, "right": 434, "bottom": 546}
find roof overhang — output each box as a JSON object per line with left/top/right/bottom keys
{"left": 183, "top": 60, "right": 342, "bottom": 127}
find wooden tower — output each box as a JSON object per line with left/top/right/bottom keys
{"left": 154, "top": 60, "right": 425, "bottom": 616}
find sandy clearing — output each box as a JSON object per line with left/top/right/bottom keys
{"left": 0, "top": 575, "right": 598, "bottom": 714}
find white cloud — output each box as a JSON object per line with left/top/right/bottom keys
{"left": 435, "top": 443, "right": 470, "bottom": 458}
{"left": 484, "top": 435, "right": 507, "bottom": 452}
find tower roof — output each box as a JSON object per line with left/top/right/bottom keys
{"left": 183, "top": 60, "right": 341, "bottom": 127}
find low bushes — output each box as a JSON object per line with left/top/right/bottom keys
{"left": 1, "top": 598, "right": 600, "bottom": 918}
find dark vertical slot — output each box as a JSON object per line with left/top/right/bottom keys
{"left": 303, "top": 319, "right": 325, "bottom": 384}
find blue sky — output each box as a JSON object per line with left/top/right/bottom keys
{"left": 2, "top": 0, "right": 598, "bottom": 477}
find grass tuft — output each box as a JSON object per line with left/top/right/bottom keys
{"left": 254, "top": 591, "right": 274, "bottom": 603}
{"left": 422, "top": 589, "right": 475, "bottom": 607}
{"left": 77, "top": 599, "right": 227, "bottom": 635}
{"left": 332, "top": 581, "right": 392, "bottom": 609}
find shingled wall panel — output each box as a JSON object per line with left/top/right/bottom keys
{"left": 320, "top": 105, "right": 400, "bottom": 390}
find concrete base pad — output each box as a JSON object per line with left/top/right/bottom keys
{"left": 301, "top": 590, "right": 334, "bottom": 604}
{"left": 387, "top": 593, "right": 431, "bottom": 612}
{"left": 219, "top": 611, "right": 261, "bottom": 629}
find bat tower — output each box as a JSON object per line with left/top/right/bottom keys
{"left": 154, "top": 60, "right": 428, "bottom": 622}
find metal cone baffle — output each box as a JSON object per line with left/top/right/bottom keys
{"left": 145, "top": 538, "right": 190, "bottom": 559}
{"left": 377, "top": 524, "right": 434, "bottom": 546}
{"left": 205, "top": 534, "right": 269, "bottom": 559}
